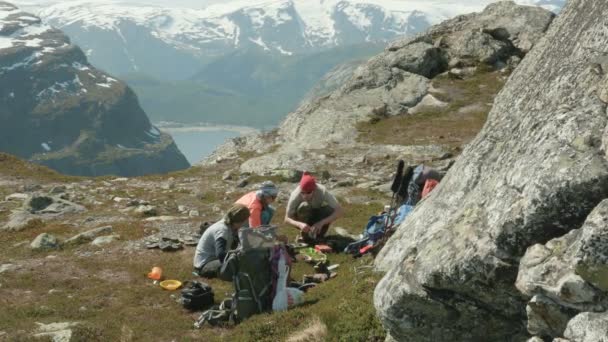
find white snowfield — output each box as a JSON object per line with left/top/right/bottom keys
{"left": 9, "top": 0, "right": 562, "bottom": 55}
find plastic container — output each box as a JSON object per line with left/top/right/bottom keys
{"left": 147, "top": 266, "right": 163, "bottom": 280}
{"left": 160, "top": 280, "right": 182, "bottom": 291}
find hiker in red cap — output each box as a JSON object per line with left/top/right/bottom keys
{"left": 284, "top": 172, "right": 343, "bottom": 243}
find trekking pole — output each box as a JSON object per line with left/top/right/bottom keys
{"left": 388, "top": 160, "right": 404, "bottom": 214}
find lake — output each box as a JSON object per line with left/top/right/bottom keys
{"left": 165, "top": 129, "right": 243, "bottom": 165}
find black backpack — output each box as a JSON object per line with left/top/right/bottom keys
{"left": 180, "top": 281, "right": 214, "bottom": 311}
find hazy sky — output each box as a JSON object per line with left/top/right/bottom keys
{"left": 15, "top": 0, "right": 501, "bottom": 9}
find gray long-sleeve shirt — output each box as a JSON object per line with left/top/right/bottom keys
{"left": 193, "top": 219, "right": 234, "bottom": 269}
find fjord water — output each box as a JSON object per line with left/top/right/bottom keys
{"left": 166, "top": 129, "right": 241, "bottom": 164}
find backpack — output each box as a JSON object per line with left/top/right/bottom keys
{"left": 220, "top": 247, "right": 273, "bottom": 323}
{"left": 180, "top": 281, "right": 214, "bottom": 311}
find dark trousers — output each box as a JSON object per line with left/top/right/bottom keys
{"left": 296, "top": 204, "right": 334, "bottom": 243}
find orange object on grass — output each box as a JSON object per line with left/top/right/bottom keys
{"left": 147, "top": 266, "right": 163, "bottom": 280}
{"left": 359, "top": 245, "right": 374, "bottom": 254}
{"left": 315, "top": 244, "right": 333, "bottom": 253}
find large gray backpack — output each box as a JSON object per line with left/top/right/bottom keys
{"left": 222, "top": 247, "right": 273, "bottom": 322}
{"left": 195, "top": 226, "right": 276, "bottom": 327}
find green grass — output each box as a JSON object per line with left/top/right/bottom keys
{"left": 0, "top": 153, "right": 79, "bottom": 182}
{"left": 0, "top": 154, "right": 389, "bottom": 341}
{"left": 357, "top": 68, "right": 508, "bottom": 149}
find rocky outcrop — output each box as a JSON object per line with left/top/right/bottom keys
{"left": 516, "top": 200, "right": 608, "bottom": 340}
{"left": 374, "top": 0, "right": 608, "bottom": 341}
{"left": 2, "top": 193, "right": 86, "bottom": 231}
{"left": 207, "top": 1, "right": 554, "bottom": 176}
{"left": 276, "top": 1, "right": 553, "bottom": 150}
{"left": 0, "top": 2, "right": 189, "bottom": 176}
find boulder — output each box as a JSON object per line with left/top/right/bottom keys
{"left": 2, "top": 211, "right": 36, "bottom": 231}
{"left": 33, "top": 322, "right": 79, "bottom": 342}
{"left": 516, "top": 200, "right": 608, "bottom": 339}
{"left": 30, "top": 233, "right": 59, "bottom": 250}
{"left": 563, "top": 311, "right": 608, "bottom": 342}
{"left": 135, "top": 205, "right": 157, "bottom": 216}
{"left": 91, "top": 235, "right": 120, "bottom": 246}
{"left": 385, "top": 42, "right": 447, "bottom": 78}
{"left": 374, "top": 1, "right": 607, "bottom": 341}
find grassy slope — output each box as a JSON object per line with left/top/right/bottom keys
{"left": 0, "top": 160, "right": 386, "bottom": 341}
{"left": 357, "top": 68, "right": 508, "bottom": 150}
{"left": 0, "top": 67, "right": 507, "bottom": 341}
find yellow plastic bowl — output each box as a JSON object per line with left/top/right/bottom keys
{"left": 159, "top": 280, "right": 182, "bottom": 291}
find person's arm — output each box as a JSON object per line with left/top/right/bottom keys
{"left": 284, "top": 190, "right": 311, "bottom": 232}
{"left": 284, "top": 214, "right": 311, "bottom": 233}
{"left": 214, "top": 237, "right": 228, "bottom": 262}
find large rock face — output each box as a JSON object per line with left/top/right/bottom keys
{"left": 374, "top": 0, "right": 608, "bottom": 341}
{"left": 0, "top": 2, "right": 189, "bottom": 176}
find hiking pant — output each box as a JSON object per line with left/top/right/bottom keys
{"left": 195, "top": 259, "right": 222, "bottom": 278}
{"left": 296, "top": 204, "right": 334, "bottom": 243}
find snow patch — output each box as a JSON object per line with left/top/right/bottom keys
{"left": 96, "top": 83, "right": 112, "bottom": 88}
{"left": 72, "top": 62, "right": 90, "bottom": 71}
{"left": 249, "top": 37, "right": 269, "bottom": 51}
{"left": 275, "top": 45, "right": 292, "bottom": 56}
{"left": 0, "top": 36, "right": 13, "bottom": 49}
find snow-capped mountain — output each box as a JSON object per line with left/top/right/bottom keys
{"left": 12, "top": 0, "right": 564, "bottom": 80}
{"left": 0, "top": 1, "right": 189, "bottom": 175}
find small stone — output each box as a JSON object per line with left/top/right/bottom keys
{"left": 5, "top": 193, "right": 28, "bottom": 201}
{"left": 91, "top": 235, "right": 120, "bottom": 246}
{"left": 188, "top": 210, "right": 200, "bottom": 217}
{"left": 49, "top": 186, "right": 67, "bottom": 194}
{"left": 30, "top": 233, "right": 59, "bottom": 250}
{"left": 222, "top": 171, "right": 233, "bottom": 181}
{"left": 135, "top": 205, "right": 157, "bottom": 216}
{"left": 237, "top": 179, "right": 249, "bottom": 188}
{"left": 0, "top": 264, "right": 18, "bottom": 274}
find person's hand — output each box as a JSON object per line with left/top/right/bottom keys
{"left": 300, "top": 223, "right": 312, "bottom": 233}
{"left": 311, "top": 222, "right": 323, "bottom": 236}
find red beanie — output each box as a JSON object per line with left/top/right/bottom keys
{"left": 300, "top": 172, "right": 317, "bottom": 192}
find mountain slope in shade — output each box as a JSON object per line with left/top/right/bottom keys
{"left": 0, "top": 1, "right": 190, "bottom": 176}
